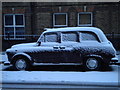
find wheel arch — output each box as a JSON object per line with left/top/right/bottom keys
{"left": 11, "top": 53, "right": 33, "bottom": 64}
{"left": 84, "top": 54, "right": 103, "bottom": 60}
{"left": 85, "top": 54, "right": 110, "bottom": 66}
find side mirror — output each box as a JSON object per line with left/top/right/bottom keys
{"left": 38, "top": 42, "right": 41, "bottom": 46}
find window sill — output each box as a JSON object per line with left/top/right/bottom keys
{"left": 4, "top": 38, "right": 26, "bottom": 40}
{"left": 78, "top": 24, "right": 92, "bottom": 27}
{"left": 53, "top": 25, "right": 68, "bottom": 27}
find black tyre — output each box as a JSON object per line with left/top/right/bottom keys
{"left": 101, "top": 63, "right": 110, "bottom": 71}
{"left": 83, "top": 57, "right": 101, "bottom": 71}
{"left": 13, "top": 57, "right": 31, "bottom": 71}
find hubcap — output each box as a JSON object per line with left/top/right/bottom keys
{"left": 15, "top": 59, "right": 26, "bottom": 70}
{"left": 86, "top": 58, "right": 98, "bottom": 70}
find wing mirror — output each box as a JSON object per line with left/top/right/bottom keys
{"left": 37, "top": 41, "right": 41, "bottom": 46}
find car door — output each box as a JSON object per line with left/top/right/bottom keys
{"left": 59, "top": 31, "right": 81, "bottom": 63}
{"left": 36, "top": 32, "right": 64, "bottom": 63}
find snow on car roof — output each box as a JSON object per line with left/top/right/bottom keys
{"left": 43, "top": 27, "right": 108, "bottom": 42}
{"left": 44, "top": 27, "right": 101, "bottom": 33}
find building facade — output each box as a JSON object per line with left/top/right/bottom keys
{"left": 2, "top": 2, "right": 120, "bottom": 50}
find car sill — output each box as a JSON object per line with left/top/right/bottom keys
{"left": 33, "top": 63, "right": 82, "bottom": 66}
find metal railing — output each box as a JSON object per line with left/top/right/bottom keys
{"left": 0, "top": 33, "right": 120, "bottom": 40}
{"left": 0, "top": 35, "right": 40, "bottom": 40}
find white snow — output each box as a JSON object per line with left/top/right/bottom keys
{"left": 1, "top": 66, "right": 118, "bottom": 86}
{"left": 6, "top": 46, "right": 73, "bottom": 54}
{"left": 45, "top": 27, "right": 100, "bottom": 33}
{"left": 11, "top": 42, "right": 36, "bottom": 48}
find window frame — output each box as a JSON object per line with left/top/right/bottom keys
{"left": 53, "top": 13, "right": 68, "bottom": 27}
{"left": 78, "top": 12, "right": 93, "bottom": 26}
{"left": 4, "top": 14, "right": 25, "bottom": 40}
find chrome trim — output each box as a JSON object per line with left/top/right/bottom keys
{"left": 33, "top": 63, "right": 82, "bottom": 66}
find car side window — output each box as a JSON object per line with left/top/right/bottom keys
{"left": 45, "top": 33, "right": 58, "bottom": 42}
{"left": 81, "top": 32, "right": 98, "bottom": 41}
{"left": 61, "top": 32, "right": 78, "bottom": 42}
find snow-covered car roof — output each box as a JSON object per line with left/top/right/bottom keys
{"left": 43, "top": 27, "right": 108, "bottom": 42}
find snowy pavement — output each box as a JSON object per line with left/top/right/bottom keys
{"left": 1, "top": 65, "right": 119, "bottom": 89}
{"left": 2, "top": 65, "right": 118, "bottom": 83}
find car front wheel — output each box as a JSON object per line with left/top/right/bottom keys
{"left": 83, "top": 57, "right": 101, "bottom": 71}
{"left": 13, "top": 58, "right": 31, "bottom": 71}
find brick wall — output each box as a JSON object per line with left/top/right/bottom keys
{"left": 32, "top": 2, "right": 119, "bottom": 35}
{"left": 2, "top": 2, "right": 32, "bottom": 39}
{"left": 2, "top": 2, "right": 119, "bottom": 35}
{"left": 2, "top": 2, "right": 120, "bottom": 50}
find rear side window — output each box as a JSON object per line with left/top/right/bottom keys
{"left": 45, "top": 33, "right": 58, "bottom": 42}
{"left": 62, "top": 32, "right": 78, "bottom": 42}
{"left": 81, "top": 32, "right": 98, "bottom": 41}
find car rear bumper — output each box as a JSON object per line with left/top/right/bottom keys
{"left": 110, "top": 56, "right": 118, "bottom": 63}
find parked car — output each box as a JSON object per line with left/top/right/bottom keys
{"left": 6, "top": 27, "right": 118, "bottom": 71}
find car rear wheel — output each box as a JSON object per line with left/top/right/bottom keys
{"left": 83, "top": 57, "right": 101, "bottom": 71}
{"left": 13, "top": 58, "right": 31, "bottom": 71}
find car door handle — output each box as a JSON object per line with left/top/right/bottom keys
{"left": 53, "top": 46, "right": 59, "bottom": 49}
{"left": 53, "top": 46, "right": 65, "bottom": 49}
{"left": 59, "top": 46, "right": 65, "bottom": 49}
